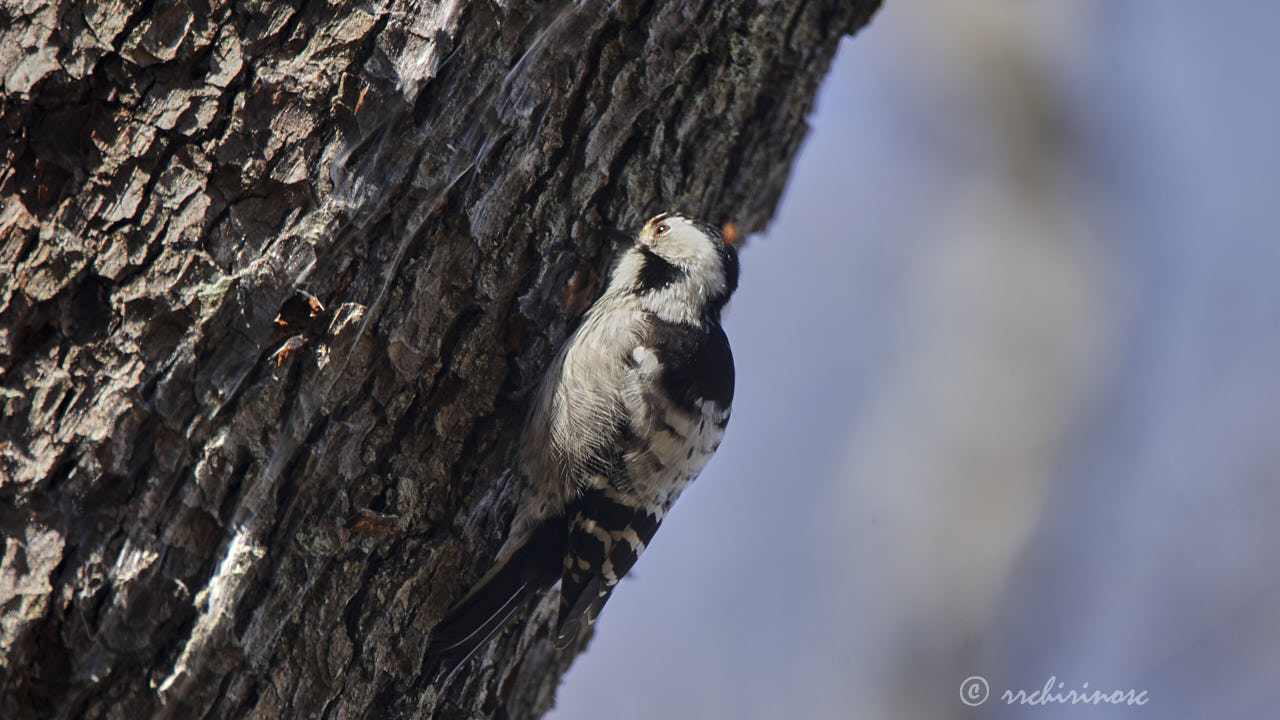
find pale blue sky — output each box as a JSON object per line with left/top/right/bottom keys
{"left": 552, "top": 3, "right": 1280, "bottom": 718}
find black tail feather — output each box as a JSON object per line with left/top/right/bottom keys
{"left": 553, "top": 574, "right": 599, "bottom": 649}
{"left": 426, "top": 520, "right": 565, "bottom": 674}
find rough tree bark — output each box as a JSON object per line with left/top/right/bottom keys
{"left": 0, "top": 1, "right": 879, "bottom": 717}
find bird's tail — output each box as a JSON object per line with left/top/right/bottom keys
{"left": 426, "top": 520, "right": 564, "bottom": 675}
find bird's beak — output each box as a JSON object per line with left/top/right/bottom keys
{"left": 604, "top": 226, "right": 636, "bottom": 246}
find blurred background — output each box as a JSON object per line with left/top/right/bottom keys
{"left": 552, "top": 2, "right": 1280, "bottom": 718}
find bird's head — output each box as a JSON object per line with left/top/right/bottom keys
{"left": 610, "top": 212, "right": 740, "bottom": 325}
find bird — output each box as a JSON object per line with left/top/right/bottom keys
{"left": 426, "top": 212, "right": 739, "bottom": 673}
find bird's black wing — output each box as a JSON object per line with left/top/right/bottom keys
{"left": 555, "top": 483, "right": 664, "bottom": 647}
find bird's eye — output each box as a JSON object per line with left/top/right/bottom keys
{"left": 655, "top": 224, "right": 670, "bottom": 236}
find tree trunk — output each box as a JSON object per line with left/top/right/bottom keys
{"left": 0, "top": 1, "right": 878, "bottom": 717}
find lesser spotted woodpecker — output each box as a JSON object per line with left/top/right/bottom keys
{"left": 427, "top": 212, "right": 739, "bottom": 670}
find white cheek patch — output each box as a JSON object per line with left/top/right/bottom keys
{"left": 641, "top": 275, "right": 724, "bottom": 325}
{"left": 610, "top": 251, "right": 646, "bottom": 291}
{"left": 658, "top": 223, "right": 717, "bottom": 264}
